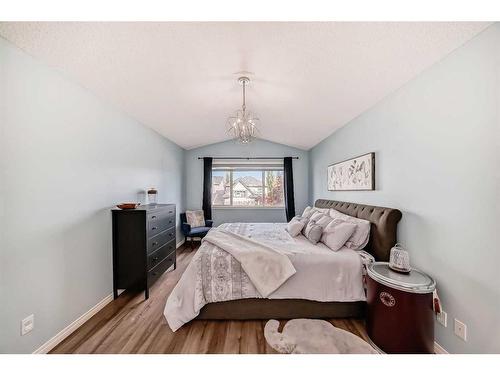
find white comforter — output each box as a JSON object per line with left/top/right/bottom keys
{"left": 164, "top": 223, "right": 366, "bottom": 331}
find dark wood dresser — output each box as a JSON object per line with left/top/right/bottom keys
{"left": 112, "top": 204, "right": 176, "bottom": 299}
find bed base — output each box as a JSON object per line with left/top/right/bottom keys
{"left": 195, "top": 299, "right": 366, "bottom": 320}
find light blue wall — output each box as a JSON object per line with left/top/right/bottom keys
{"left": 0, "top": 38, "right": 185, "bottom": 353}
{"left": 309, "top": 24, "right": 500, "bottom": 353}
{"left": 185, "top": 139, "right": 309, "bottom": 226}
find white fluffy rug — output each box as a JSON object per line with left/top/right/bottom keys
{"left": 264, "top": 319, "right": 378, "bottom": 354}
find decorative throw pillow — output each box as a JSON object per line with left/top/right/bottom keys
{"left": 315, "top": 214, "right": 333, "bottom": 229}
{"left": 328, "top": 209, "right": 371, "bottom": 250}
{"left": 309, "top": 211, "right": 324, "bottom": 222}
{"left": 286, "top": 216, "right": 308, "bottom": 237}
{"left": 301, "top": 206, "right": 316, "bottom": 219}
{"left": 303, "top": 219, "right": 323, "bottom": 244}
{"left": 321, "top": 219, "right": 358, "bottom": 252}
{"left": 185, "top": 210, "right": 205, "bottom": 228}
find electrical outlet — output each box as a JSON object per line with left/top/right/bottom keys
{"left": 454, "top": 319, "right": 467, "bottom": 341}
{"left": 21, "top": 314, "right": 34, "bottom": 336}
{"left": 437, "top": 310, "right": 447, "bottom": 327}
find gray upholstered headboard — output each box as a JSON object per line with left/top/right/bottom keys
{"left": 314, "top": 199, "right": 402, "bottom": 261}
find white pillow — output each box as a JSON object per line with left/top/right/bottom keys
{"left": 321, "top": 219, "right": 358, "bottom": 251}
{"left": 315, "top": 214, "right": 333, "bottom": 229}
{"left": 185, "top": 210, "right": 205, "bottom": 228}
{"left": 302, "top": 206, "right": 316, "bottom": 218}
{"left": 286, "top": 216, "right": 307, "bottom": 237}
{"left": 309, "top": 211, "right": 324, "bottom": 222}
{"left": 328, "top": 209, "right": 371, "bottom": 250}
{"left": 302, "top": 211, "right": 323, "bottom": 235}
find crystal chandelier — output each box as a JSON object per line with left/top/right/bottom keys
{"left": 227, "top": 76, "right": 260, "bottom": 143}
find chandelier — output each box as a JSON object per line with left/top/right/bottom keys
{"left": 227, "top": 76, "right": 260, "bottom": 143}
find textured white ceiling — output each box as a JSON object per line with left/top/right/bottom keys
{"left": 0, "top": 22, "right": 490, "bottom": 149}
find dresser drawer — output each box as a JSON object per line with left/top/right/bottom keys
{"left": 147, "top": 206, "right": 175, "bottom": 222}
{"left": 147, "top": 241, "right": 175, "bottom": 270}
{"left": 147, "top": 227, "right": 175, "bottom": 253}
{"left": 148, "top": 253, "right": 175, "bottom": 286}
{"left": 147, "top": 211, "right": 175, "bottom": 237}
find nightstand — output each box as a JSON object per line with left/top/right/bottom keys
{"left": 366, "top": 262, "right": 436, "bottom": 353}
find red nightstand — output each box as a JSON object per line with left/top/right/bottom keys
{"left": 366, "top": 262, "right": 436, "bottom": 353}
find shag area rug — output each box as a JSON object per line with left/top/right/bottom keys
{"left": 264, "top": 319, "right": 378, "bottom": 354}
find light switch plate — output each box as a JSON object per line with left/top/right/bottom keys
{"left": 454, "top": 319, "right": 467, "bottom": 341}
{"left": 437, "top": 310, "right": 447, "bottom": 327}
{"left": 21, "top": 314, "right": 34, "bottom": 336}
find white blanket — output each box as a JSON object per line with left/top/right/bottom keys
{"left": 202, "top": 228, "right": 296, "bottom": 297}
{"left": 164, "top": 223, "right": 366, "bottom": 331}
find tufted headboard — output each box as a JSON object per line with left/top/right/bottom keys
{"left": 314, "top": 199, "right": 402, "bottom": 261}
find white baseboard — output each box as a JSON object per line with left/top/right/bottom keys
{"left": 33, "top": 293, "right": 114, "bottom": 354}
{"left": 34, "top": 239, "right": 185, "bottom": 354}
{"left": 176, "top": 239, "right": 185, "bottom": 248}
{"left": 434, "top": 342, "right": 448, "bottom": 354}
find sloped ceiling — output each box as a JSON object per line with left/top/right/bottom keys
{"left": 0, "top": 22, "right": 490, "bottom": 149}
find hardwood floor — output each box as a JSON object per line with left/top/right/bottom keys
{"left": 50, "top": 244, "right": 370, "bottom": 354}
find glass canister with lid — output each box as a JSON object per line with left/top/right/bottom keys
{"left": 147, "top": 188, "right": 158, "bottom": 204}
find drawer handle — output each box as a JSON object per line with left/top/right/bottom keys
{"left": 169, "top": 233, "right": 173, "bottom": 237}
{"left": 152, "top": 272, "right": 158, "bottom": 276}
{"left": 152, "top": 242, "right": 158, "bottom": 246}
{"left": 152, "top": 226, "right": 157, "bottom": 230}
{"left": 151, "top": 215, "right": 157, "bottom": 219}
{"left": 169, "top": 220, "right": 172, "bottom": 224}
{"left": 169, "top": 211, "right": 173, "bottom": 214}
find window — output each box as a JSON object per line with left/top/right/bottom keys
{"left": 211, "top": 160, "right": 284, "bottom": 208}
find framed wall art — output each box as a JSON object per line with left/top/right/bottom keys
{"left": 327, "top": 152, "right": 375, "bottom": 191}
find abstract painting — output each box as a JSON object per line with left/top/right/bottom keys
{"left": 327, "top": 153, "right": 375, "bottom": 191}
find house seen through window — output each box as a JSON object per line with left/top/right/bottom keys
{"left": 212, "top": 160, "right": 284, "bottom": 207}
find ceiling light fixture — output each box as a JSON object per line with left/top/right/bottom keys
{"left": 227, "top": 76, "right": 260, "bottom": 144}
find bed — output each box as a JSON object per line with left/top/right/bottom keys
{"left": 164, "top": 199, "right": 402, "bottom": 331}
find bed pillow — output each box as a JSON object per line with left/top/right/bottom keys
{"left": 315, "top": 214, "right": 333, "bottom": 229}
{"left": 309, "top": 211, "right": 324, "bottom": 222}
{"left": 328, "top": 209, "right": 371, "bottom": 250}
{"left": 303, "top": 219, "right": 323, "bottom": 244}
{"left": 286, "top": 216, "right": 308, "bottom": 237}
{"left": 301, "top": 206, "right": 316, "bottom": 219}
{"left": 321, "top": 219, "right": 357, "bottom": 252}
{"left": 302, "top": 211, "right": 322, "bottom": 235}
{"left": 185, "top": 210, "right": 205, "bottom": 228}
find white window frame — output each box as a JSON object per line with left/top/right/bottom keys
{"left": 212, "top": 166, "right": 285, "bottom": 209}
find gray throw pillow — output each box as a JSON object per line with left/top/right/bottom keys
{"left": 303, "top": 219, "right": 323, "bottom": 244}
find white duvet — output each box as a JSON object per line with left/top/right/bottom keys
{"left": 164, "top": 223, "right": 366, "bottom": 331}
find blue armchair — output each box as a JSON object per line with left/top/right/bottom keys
{"left": 180, "top": 213, "right": 214, "bottom": 248}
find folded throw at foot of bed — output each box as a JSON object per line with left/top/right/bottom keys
{"left": 202, "top": 228, "right": 297, "bottom": 297}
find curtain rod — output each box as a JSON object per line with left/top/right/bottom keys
{"left": 197, "top": 157, "right": 299, "bottom": 160}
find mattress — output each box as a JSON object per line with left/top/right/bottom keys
{"left": 164, "top": 222, "right": 366, "bottom": 331}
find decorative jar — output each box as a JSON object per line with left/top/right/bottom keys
{"left": 389, "top": 243, "right": 410, "bottom": 273}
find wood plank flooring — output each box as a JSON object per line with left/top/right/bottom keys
{"left": 50, "top": 244, "right": 370, "bottom": 354}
